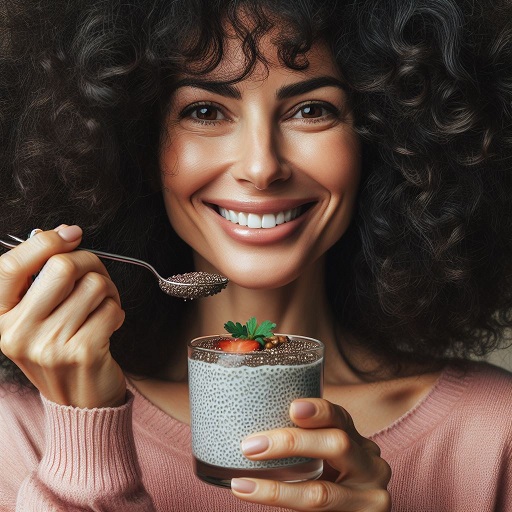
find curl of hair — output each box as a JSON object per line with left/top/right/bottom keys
{"left": 332, "top": 0, "right": 512, "bottom": 370}
{"left": 1, "top": 0, "right": 511, "bottom": 384}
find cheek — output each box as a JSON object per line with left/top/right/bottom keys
{"left": 160, "top": 134, "right": 224, "bottom": 198}
{"left": 325, "top": 141, "right": 361, "bottom": 197}
{"left": 290, "top": 129, "right": 361, "bottom": 197}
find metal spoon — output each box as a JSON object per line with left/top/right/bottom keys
{"left": 0, "top": 234, "right": 228, "bottom": 300}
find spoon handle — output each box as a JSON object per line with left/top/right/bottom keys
{"left": 4, "top": 234, "right": 160, "bottom": 278}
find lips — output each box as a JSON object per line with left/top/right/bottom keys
{"left": 218, "top": 207, "right": 302, "bottom": 229}
{"left": 203, "top": 200, "right": 316, "bottom": 245}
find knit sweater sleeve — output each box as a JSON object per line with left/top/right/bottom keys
{"left": 3, "top": 390, "right": 155, "bottom": 511}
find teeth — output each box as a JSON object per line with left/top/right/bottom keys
{"left": 238, "top": 211, "right": 248, "bottom": 226}
{"left": 262, "top": 214, "right": 276, "bottom": 229}
{"left": 247, "top": 213, "right": 262, "bottom": 228}
{"left": 218, "top": 206, "right": 302, "bottom": 228}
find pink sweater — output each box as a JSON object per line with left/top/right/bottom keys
{"left": 0, "top": 361, "right": 511, "bottom": 511}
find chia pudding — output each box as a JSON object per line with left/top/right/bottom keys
{"left": 188, "top": 335, "right": 324, "bottom": 487}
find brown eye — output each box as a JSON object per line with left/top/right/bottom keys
{"left": 291, "top": 102, "right": 336, "bottom": 120}
{"left": 299, "top": 105, "right": 324, "bottom": 118}
{"left": 191, "top": 105, "right": 224, "bottom": 121}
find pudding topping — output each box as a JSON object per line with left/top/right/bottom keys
{"left": 216, "top": 317, "right": 289, "bottom": 353}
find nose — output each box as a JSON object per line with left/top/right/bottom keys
{"left": 231, "top": 119, "right": 291, "bottom": 190}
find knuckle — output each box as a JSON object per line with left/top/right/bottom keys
{"left": 30, "top": 341, "right": 60, "bottom": 368}
{"left": 266, "top": 481, "right": 283, "bottom": 505}
{"left": 46, "top": 254, "right": 76, "bottom": 277}
{"left": 303, "top": 481, "right": 336, "bottom": 509}
{"left": 331, "top": 403, "right": 359, "bottom": 435}
{"left": 78, "top": 249, "right": 103, "bottom": 266}
{"left": 81, "top": 272, "right": 108, "bottom": 295}
{"left": 374, "top": 457, "right": 392, "bottom": 486}
{"left": 330, "top": 429, "right": 352, "bottom": 457}
{"left": 102, "top": 296, "right": 121, "bottom": 313}
{"left": 0, "top": 253, "right": 24, "bottom": 280}
{"left": 367, "top": 489, "right": 392, "bottom": 512}
{"left": 70, "top": 342, "right": 96, "bottom": 367}
{"left": 277, "top": 428, "right": 302, "bottom": 454}
{"left": 115, "top": 308, "right": 126, "bottom": 328}
{"left": 365, "top": 438, "right": 382, "bottom": 457}
{"left": 0, "top": 328, "right": 23, "bottom": 359}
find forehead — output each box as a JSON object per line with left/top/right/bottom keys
{"left": 182, "top": 29, "right": 341, "bottom": 84}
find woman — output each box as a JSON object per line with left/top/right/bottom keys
{"left": 0, "top": 0, "right": 511, "bottom": 510}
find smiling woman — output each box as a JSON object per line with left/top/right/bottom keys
{"left": 0, "top": 0, "right": 512, "bottom": 511}
{"left": 161, "top": 37, "right": 360, "bottom": 289}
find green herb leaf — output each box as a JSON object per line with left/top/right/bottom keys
{"left": 254, "top": 320, "right": 276, "bottom": 340}
{"left": 224, "top": 321, "right": 248, "bottom": 338}
{"left": 224, "top": 317, "right": 276, "bottom": 344}
{"left": 246, "top": 317, "right": 257, "bottom": 338}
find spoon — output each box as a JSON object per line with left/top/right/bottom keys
{"left": 0, "top": 234, "right": 228, "bottom": 300}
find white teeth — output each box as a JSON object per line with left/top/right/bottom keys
{"left": 262, "top": 213, "right": 277, "bottom": 229}
{"left": 247, "top": 213, "right": 262, "bottom": 228}
{"left": 217, "top": 206, "right": 302, "bottom": 228}
{"left": 238, "top": 211, "right": 248, "bottom": 226}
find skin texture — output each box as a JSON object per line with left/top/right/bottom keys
{"left": 160, "top": 39, "right": 361, "bottom": 291}
{"left": 158, "top": 37, "right": 390, "bottom": 510}
{"left": 0, "top": 38, "right": 391, "bottom": 511}
{"left": 0, "top": 226, "right": 126, "bottom": 409}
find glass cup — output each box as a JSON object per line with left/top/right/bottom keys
{"left": 188, "top": 334, "right": 324, "bottom": 488}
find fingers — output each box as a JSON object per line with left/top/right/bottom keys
{"left": 241, "top": 427, "right": 380, "bottom": 486}
{"left": 22, "top": 251, "right": 118, "bottom": 321}
{"left": 19, "top": 271, "right": 122, "bottom": 347}
{"left": 231, "top": 478, "right": 391, "bottom": 512}
{"left": 0, "top": 226, "right": 83, "bottom": 314}
{"left": 0, "top": 225, "right": 127, "bottom": 408}
{"left": 240, "top": 398, "right": 391, "bottom": 496}
{"left": 290, "top": 398, "right": 378, "bottom": 454}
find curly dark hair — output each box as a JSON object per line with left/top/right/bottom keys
{"left": 1, "top": 0, "right": 511, "bottom": 384}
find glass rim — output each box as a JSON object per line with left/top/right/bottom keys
{"left": 188, "top": 334, "right": 324, "bottom": 355}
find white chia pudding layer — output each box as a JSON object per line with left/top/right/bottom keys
{"left": 188, "top": 344, "right": 323, "bottom": 469}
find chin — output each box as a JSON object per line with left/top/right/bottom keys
{"left": 215, "top": 261, "right": 306, "bottom": 291}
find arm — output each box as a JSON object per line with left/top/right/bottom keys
{"left": 0, "top": 226, "right": 154, "bottom": 510}
{"left": 16, "top": 394, "right": 156, "bottom": 511}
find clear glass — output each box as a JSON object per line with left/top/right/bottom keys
{"left": 188, "top": 334, "right": 324, "bottom": 487}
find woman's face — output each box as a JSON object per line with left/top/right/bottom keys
{"left": 160, "top": 35, "right": 361, "bottom": 289}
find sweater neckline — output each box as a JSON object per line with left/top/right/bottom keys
{"left": 127, "top": 363, "right": 474, "bottom": 454}
{"left": 368, "top": 362, "right": 472, "bottom": 452}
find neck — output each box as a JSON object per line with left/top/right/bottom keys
{"left": 188, "top": 256, "right": 330, "bottom": 339}
{"left": 175, "top": 254, "right": 365, "bottom": 385}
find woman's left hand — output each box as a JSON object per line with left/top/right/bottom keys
{"left": 231, "top": 398, "right": 391, "bottom": 511}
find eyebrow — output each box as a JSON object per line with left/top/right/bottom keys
{"left": 174, "top": 76, "right": 346, "bottom": 101}
{"left": 276, "top": 76, "right": 347, "bottom": 100}
{"left": 174, "top": 78, "right": 242, "bottom": 99}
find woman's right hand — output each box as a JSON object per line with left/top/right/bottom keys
{"left": 0, "top": 226, "right": 126, "bottom": 408}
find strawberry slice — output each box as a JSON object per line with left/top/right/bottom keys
{"left": 216, "top": 339, "right": 261, "bottom": 353}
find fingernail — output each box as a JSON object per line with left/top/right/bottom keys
{"left": 291, "top": 400, "right": 317, "bottom": 419}
{"left": 54, "top": 224, "right": 67, "bottom": 232}
{"left": 241, "top": 435, "right": 269, "bottom": 455}
{"left": 231, "top": 478, "right": 256, "bottom": 494}
{"left": 56, "top": 225, "right": 82, "bottom": 242}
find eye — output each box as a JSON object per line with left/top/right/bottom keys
{"left": 291, "top": 102, "right": 339, "bottom": 120}
{"left": 184, "top": 103, "right": 226, "bottom": 122}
